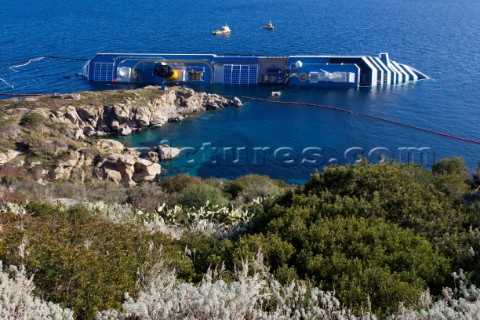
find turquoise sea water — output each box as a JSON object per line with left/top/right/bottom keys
{"left": 1, "top": 0, "right": 479, "bottom": 182}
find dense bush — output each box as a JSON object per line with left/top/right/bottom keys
{"left": 226, "top": 174, "right": 286, "bottom": 202}
{"left": 0, "top": 204, "right": 196, "bottom": 319}
{"left": 126, "top": 183, "right": 170, "bottom": 210}
{"left": 245, "top": 162, "right": 479, "bottom": 315}
{"left": 19, "top": 113, "right": 47, "bottom": 126}
{"left": 432, "top": 157, "right": 469, "bottom": 176}
{"left": 179, "top": 182, "right": 229, "bottom": 208}
{"left": 300, "top": 163, "right": 475, "bottom": 245}
{"left": 158, "top": 174, "right": 203, "bottom": 194}
{"left": 98, "top": 251, "right": 480, "bottom": 320}
{"left": 239, "top": 215, "right": 449, "bottom": 316}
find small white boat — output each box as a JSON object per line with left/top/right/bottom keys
{"left": 213, "top": 24, "right": 231, "bottom": 35}
{"left": 262, "top": 21, "right": 274, "bottom": 30}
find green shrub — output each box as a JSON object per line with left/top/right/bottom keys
{"left": 247, "top": 215, "right": 449, "bottom": 316}
{"left": 0, "top": 116, "right": 16, "bottom": 127}
{"left": 178, "top": 183, "right": 228, "bottom": 208}
{"left": 0, "top": 204, "right": 195, "bottom": 320}
{"left": 25, "top": 202, "right": 61, "bottom": 217}
{"left": 158, "top": 174, "right": 202, "bottom": 193}
{"left": 300, "top": 163, "right": 474, "bottom": 241}
{"left": 126, "top": 183, "right": 170, "bottom": 210}
{"left": 432, "top": 157, "right": 469, "bottom": 176}
{"left": 246, "top": 162, "right": 479, "bottom": 315}
{"left": 226, "top": 174, "right": 285, "bottom": 202}
{"left": 176, "top": 232, "right": 233, "bottom": 282}
{"left": 231, "top": 233, "right": 295, "bottom": 273}
{"left": 19, "top": 113, "right": 46, "bottom": 126}
{"left": 0, "top": 159, "right": 478, "bottom": 318}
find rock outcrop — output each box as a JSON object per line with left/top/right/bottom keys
{"left": 46, "top": 139, "right": 161, "bottom": 186}
{"left": 50, "top": 150, "right": 89, "bottom": 181}
{"left": 93, "top": 139, "right": 161, "bottom": 186}
{"left": 154, "top": 145, "right": 182, "bottom": 161}
{"left": 0, "top": 86, "right": 241, "bottom": 186}
{"left": 47, "top": 87, "right": 239, "bottom": 139}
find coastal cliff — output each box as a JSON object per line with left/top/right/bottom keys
{"left": 0, "top": 86, "right": 240, "bottom": 186}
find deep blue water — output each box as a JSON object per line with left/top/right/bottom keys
{"left": 1, "top": 0, "right": 479, "bottom": 183}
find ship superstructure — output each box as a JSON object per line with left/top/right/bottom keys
{"left": 82, "top": 52, "right": 428, "bottom": 88}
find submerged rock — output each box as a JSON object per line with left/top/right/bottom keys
{"left": 232, "top": 97, "right": 243, "bottom": 107}
{"left": 271, "top": 91, "right": 281, "bottom": 97}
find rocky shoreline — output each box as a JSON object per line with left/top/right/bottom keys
{"left": 0, "top": 86, "right": 241, "bottom": 186}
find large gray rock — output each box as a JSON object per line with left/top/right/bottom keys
{"left": 132, "top": 159, "right": 161, "bottom": 182}
{"left": 35, "top": 88, "right": 234, "bottom": 141}
{"left": 204, "top": 94, "right": 228, "bottom": 110}
{"left": 110, "top": 120, "right": 120, "bottom": 131}
{"left": 120, "top": 125, "right": 132, "bottom": 136}
{"left": 64, "top": 106, "right": 82, "bottom": 125}
{"left": 95, "top": 139, "right": 126, "bottom": 154}
{"left": 94, "top": 140, "right": 160, "bottom": 186}
{"left": 50, "top": 151, "right": 85, "bottom": 180}
{"left": 73, "top": 129, "right": 85, "bottom": 140}
{"left": 155, "top": 144, "right": 181, "bottom": 160}
{"left": 83, "top": 125, "right": 96, "bottom": 137}
{"left": 146, "top": 151, "right": 159, "bottom": 163}
{"left": 112, "top": 104, "right": 130, "bottom": 123}
{"left": 99, "top": 153, "right": 136, "bottom": 186}
{"left": 102, "top": 167, "right": 122, "bottom": 183}
{"left": 76, "top": 107, "right": 100, "bottom": 126}
{"left": 168, "top": 116, "right": 183, "bottom": 122}
{"left": 135, "top": 107, "right": 151, "bottom": 127}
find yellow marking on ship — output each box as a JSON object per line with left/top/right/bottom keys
{"left": 167, "top": 70, "right": 179, "bottom": 81}
{"left": 131, "top": 59, "right": 214, "bottom": 83}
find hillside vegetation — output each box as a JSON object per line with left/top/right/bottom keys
{"left": 1, "top": 157, "right": 480, "bottom": 319}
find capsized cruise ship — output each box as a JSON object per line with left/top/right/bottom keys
{"left": 82, "top": 53, "right": 428, "bottom": 88}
